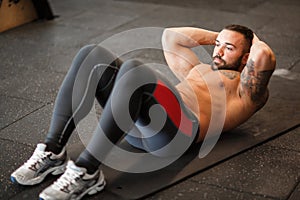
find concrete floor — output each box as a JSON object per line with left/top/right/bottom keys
{"left": 0, "top": 0, "right": 299, "bottom": 199}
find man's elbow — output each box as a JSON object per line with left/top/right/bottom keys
{"left": 253, "top": 41, "right": 276, "bottom": 70}
{"left": 162, "top": 28, "right": 175, "bottom": 48}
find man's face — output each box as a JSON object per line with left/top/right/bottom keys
{"left": 212, "top": 29, "right": 248, "bottom": 71}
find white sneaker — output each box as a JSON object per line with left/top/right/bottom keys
{"left": 11, "top": 143, "right": 67, "bottom": 185}
{"left": 39, "top": 160, "right": 106, "bottom": 200}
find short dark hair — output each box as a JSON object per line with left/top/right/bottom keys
{"left": 224, "top": 24, "right": 254, "bottom": 53}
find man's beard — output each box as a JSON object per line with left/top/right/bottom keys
{"left": 212, "top": 55, "right": 243, "bottom": 71}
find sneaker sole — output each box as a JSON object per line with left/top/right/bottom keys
{"left": 87, "top": 179, "right": 106, "bottom": 195}
{"left": 77, "top": 179, "right": 106, "bottom": 200}
{"left": 39, "top": 179, "right": 106, "bottom": 200}
{"left": 11, "top": 162, "right": 67, "bottom": 185}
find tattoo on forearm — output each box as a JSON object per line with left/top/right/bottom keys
{"left": 240, "top": 59, "right": 273, "bottom": 108}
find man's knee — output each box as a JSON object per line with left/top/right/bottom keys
{"left": 76, "top": 44, "right": 97, "bottom": 61}
{"left": 75, "top": 45, "right": 119, "bottom": 69}
{"left": 118, "top": 59, "right": 148, "bottom": 79}
{"left": 120, "top": 59, "right": 143, "bottom": 71}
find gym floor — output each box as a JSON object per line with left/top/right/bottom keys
{"left": 0, "top": 0, "right": 299, "bottom": 199}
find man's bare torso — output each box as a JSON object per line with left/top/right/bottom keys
{"left": 176, "top": 63, "right": 259, "bottom": 142}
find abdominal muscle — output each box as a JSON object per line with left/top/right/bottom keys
{"left": 175, "top": 64, "right": 254, "bottom": 142}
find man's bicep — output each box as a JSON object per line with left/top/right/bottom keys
{"left": 163, "top": 44, "right": 200, "bottom": 81}
{"left": 239, "top": 58, "right": 274, "bottom": 109}
{"left": 239, "top": 40, "right": 276, "bottom": 108}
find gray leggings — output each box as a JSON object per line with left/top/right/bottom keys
{"left": 45, "top": 44, "right": 199, "bottom": 167}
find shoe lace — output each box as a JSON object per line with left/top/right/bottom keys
{"left": 24, "top": 149, "right": 51, "bottom": 170}
{"left": 53, "top": 167, "right": 83, "bottom": 191}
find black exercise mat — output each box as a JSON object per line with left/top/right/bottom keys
{"left": 69, "top": 76, "right": 300, "bottom": 199}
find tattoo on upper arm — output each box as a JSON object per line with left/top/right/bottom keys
{"left": 240, "top": 59, "right": 274, "bottom": 108}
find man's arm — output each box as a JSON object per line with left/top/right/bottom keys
{"left": 162, "top": 27, "right": 218, "bottom": 81}
{"left": 240, "top": 35, "right": 276, "bottom": 110}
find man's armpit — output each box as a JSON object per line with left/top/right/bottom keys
{"left": 240, "top": 59, "right": 273, "bottom": 108}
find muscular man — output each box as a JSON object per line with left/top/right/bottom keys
{"left": 163, "top": 25, "right": 275, "bottom": 141}
{"left": 10, "top": 24, "right": 276, "bottom": 200}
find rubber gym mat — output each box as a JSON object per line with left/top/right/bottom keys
{"left": 68, "top": 76, "right": 300, "bottom": 199}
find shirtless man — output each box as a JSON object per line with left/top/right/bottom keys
{"left": 11, "top": 24, "right": 276, "bottom": 200}
{"left": 163, "top": 24, "right": 276, "bottom": 141}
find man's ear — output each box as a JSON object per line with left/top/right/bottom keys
{"left": 242, "top": 53, "right": 250, "bottom": 65}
